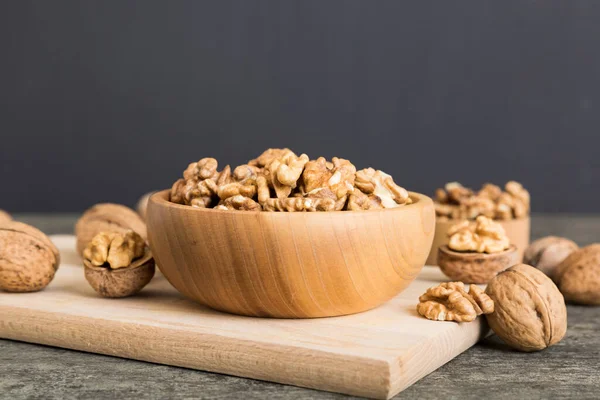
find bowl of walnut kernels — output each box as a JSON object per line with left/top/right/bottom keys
{"left": 427, "top": 181, "right": 531, "bottom": 265}
{"left": 147, "top": 148, "right": 435, "bottom": 318}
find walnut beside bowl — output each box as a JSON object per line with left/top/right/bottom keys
{"left": 426, "top": 216, "right": 530, "bottom": 266}
{"left": 147, "top": 190, "right": 435, "bottom": 318}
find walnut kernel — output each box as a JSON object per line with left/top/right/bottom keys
{"left": 417, "top": 282, "right": 494, "bottom": 322}
{"left": 83, "top": 231, "right": 155, "bottom": 298}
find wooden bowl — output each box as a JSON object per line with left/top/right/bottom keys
{"left": 437, "top": 245, "right": 519, "bottom": 284}
{"left": 426, "top": 216, "right": 530, "bottom": 265}
{"left": 146, "top": 190, "right": 435, "bottom": 318}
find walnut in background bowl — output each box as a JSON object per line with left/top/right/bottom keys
{"left": 427, "top": 181, "right": 531, "bottom": 265}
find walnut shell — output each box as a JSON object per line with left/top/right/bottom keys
{"left": 0, "top": 209, "right": 11, "bottom": 225}
{"left": 553, "top": 244, "right": 600, "bottom": 305}
{"left": 136, "top": 192, "right": 155, "bottom": 221}
{"left": 437, "top": 245, "right": 519, "bottom": 284}
{"left": 524, "top": 236, "right": 578, "bottom": 278}
{"left": 84, "top": 249, "right": 155, "bottom": 298}
{"left": 485, "top": 264, "right": 567, "bottom": 352}
{"left": 0, "top": 221, "right": 60, "bottom": 292}
{"left": 75, "top": 203, "right": 147, "bottom": 256}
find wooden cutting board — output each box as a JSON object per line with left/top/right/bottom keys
{"left": 0, "top": 235, "right": 488, "bottom": 399}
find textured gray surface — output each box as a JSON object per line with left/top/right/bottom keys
{"left": 1, "top": 213, "right": 600, "bottom": 399}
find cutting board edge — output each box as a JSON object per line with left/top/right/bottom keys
{"left": 0, "top": 304, "right": 397, "bottom": 399}
{"left": 387, "top": 318, "right": 489, "bottom": 397}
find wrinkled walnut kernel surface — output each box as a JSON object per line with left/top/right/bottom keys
{"left": 447, "top": 216, "right": 510, "bottom": 254}
{"left": 417, "top": 281, "right": 494, "bottom": 322}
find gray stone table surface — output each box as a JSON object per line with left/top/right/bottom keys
{"left": 1, "top": 213, "right": 599, "bottom": 399}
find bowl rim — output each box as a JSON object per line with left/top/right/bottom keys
{"left": 148, "top": 189, "right": 432, "bottom": 215}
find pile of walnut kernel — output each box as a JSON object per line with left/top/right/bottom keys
{"left": 435, "top": 181, "right": 530, "bottom": 221}
{"left": 170, "top": 148, "right": 412, "bottom": 211}
{"left": 447, "top": 216, "right": 511, "bottom": 254}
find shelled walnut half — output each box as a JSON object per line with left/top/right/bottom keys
{"left": 83, "top": 231, "right": 155, "bottom": 298}
{"left": 75, "top": 203, "right": 147, "bottom": 257}
{"left": 417, "top": 282, "right": 494, "bottom": 322}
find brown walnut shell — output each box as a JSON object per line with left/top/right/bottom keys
{"left": 0, "top": 210, "right": 12, "bottom": 225}
{"left": 437, "top": 245, "right": 519, "bottom": 284}
{"left": 0, "top": 221, "right": 60, "bottom": 292}
{"left": 485, "top": 264, "right": 567, "bottom": 352}
{"left": 553, "top": 244, "right": 600, "bottom": 305}
{"left": 84, "top": 248, "right": 155, "bottom": 298}
{"left": 136, "top": 192, "right": 155, "bottom": 221}
{"left": 75, "top": 203, "right": 147, "bottom": 256}
{"left": 524, "top": 236, "right": 578, "bottom": 278}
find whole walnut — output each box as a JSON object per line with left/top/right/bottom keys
{"left": 75, "top": 203, "right": 147, "bottom": 256}
{"left": 0, "top": 209, "right": 11, "bottom": 225}
{"left": 553, "top": 244, "right": 600, "bottom": 305}
{"left": 136, "top": 191, "right": 156, "bottom": 221}
{"left": 485, "top": 264, "right": 567, "bottom": 352}
{"left": 524, "top": 236, "right": 579, "bottom": 278}
{"left": 0, "top": 221, "right": 60, "bottom": 292}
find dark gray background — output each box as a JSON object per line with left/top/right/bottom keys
{"left": 1, "top": 1, "right": 599, "bottom": 213}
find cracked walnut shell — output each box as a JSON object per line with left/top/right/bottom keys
{"left": 75, "top": 203, "right": 147, "bottom": 257}
{"left": 438, "top": 245, "right": 518, "bottom": 284}
{"left": 417, "top": 282, "right": 494, "bottom": 322}
{"left": 83, "top": 231, "right": 155, "bottom": 298}
{"left": 0, "top": 221, "right": 60, "bottom": 292}
{"left": 553, "top": 244, "right": 600, "bottom": 305}
{"left": 485, "top": 264, "right": 567, "bottom": 352}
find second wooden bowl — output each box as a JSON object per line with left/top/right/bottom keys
{"left": 147, "top": 190, "right": 435, "bottom": 318}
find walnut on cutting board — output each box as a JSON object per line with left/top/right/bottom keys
{"left": 75, "top": 203, "right": 147, "bottom": 257}
{"left": 83, "top": 231, "right": 155, "bottom": 298}
{"left": 0, "top": 221, "right": 60, "bottom": 292}
{"left": 419, "top": 264, "right": 567, "bottom": 352}
{"left": 417, "top": 282, "right": 494, "bottom": 322}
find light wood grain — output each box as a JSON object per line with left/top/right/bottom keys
{"left": 426, "top": 216, "right": 531, "bottom": 265}
{"left": 0, "top": 236, "right": 488, "bottom": 400}
{"left": 147, "top": 190, "right": 436, "bottom": 318}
